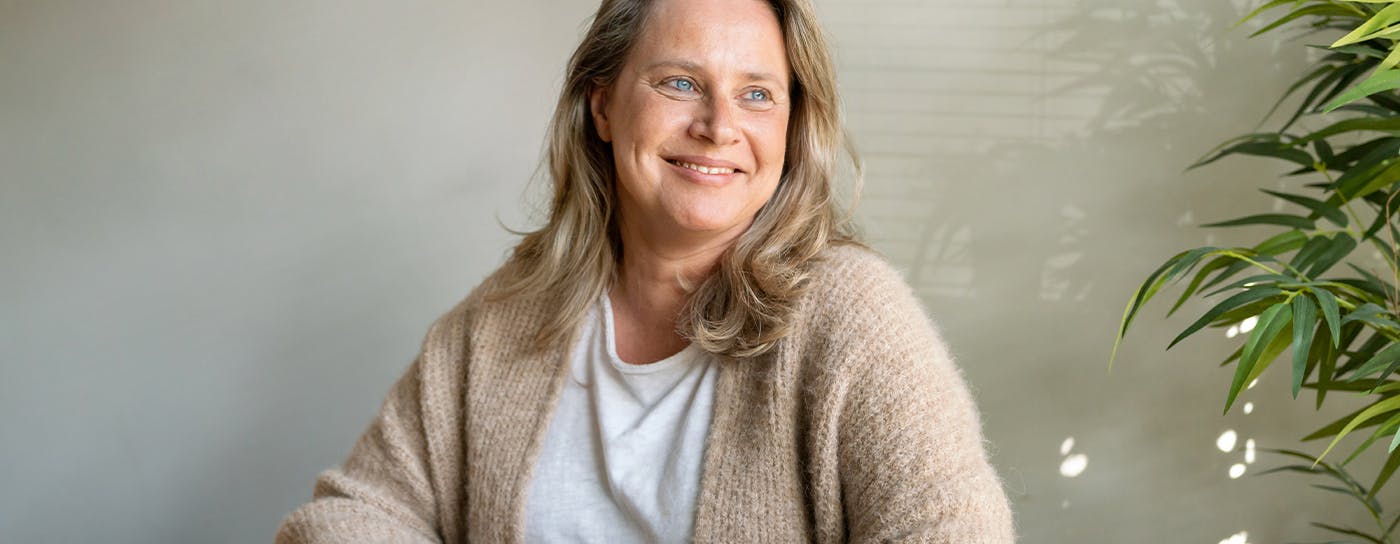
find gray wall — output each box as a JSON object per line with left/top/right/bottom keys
{"left": 1, "top": 0, "right": 1381, "bottom": 542}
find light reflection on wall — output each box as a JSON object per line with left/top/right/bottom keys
{"left": 1217, "top": 394, "right": 1257, "bottom": 480}
{"left": 1058, "top": 435, "right": 1088, "bottom": 478}
{"left": 1216, "top": 429, "right": 1237, "bottom": 452}
{"left": 1060, "top": 453, "right": 1088, "bottom": 478}
{"left": 1218, "top": 531, "right": 1250, "bottom": 544}
{"left": 1226, "top": 315, "right": 1260, "bottom": 339}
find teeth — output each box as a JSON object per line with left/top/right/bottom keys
{"left": 674, "top": 160, "right": 734, "bottom": 175}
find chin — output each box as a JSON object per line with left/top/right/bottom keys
{"left": 663, "top": 195, "right": 761, "bottom": 236}
{"left": 670, "top": 207, "right": 744, "bottom": 234}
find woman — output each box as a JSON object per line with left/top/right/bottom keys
{"left": 275, "top": 0, "right": 1015, "bottom": 541}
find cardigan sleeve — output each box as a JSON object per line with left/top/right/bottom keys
{"left": 274, "top": 353, "right": 443, "bottom": 544}
{"left": 275, "top": 304, "right": 471, "bottom": 544}
{"left": 831, "top": 256, "right": 1016, "bottom": 543}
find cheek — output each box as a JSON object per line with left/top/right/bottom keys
{"left": 750, "top": 113, "right": 790, "bottom": 174}
{"left": 617, "top": 98, "right": 689, "bottom": 151}
{"left": 747, "top": 113, "right": 790, "bottom": 199}
{"left": 611, "top": 105, "right": 667, "bottom": 191}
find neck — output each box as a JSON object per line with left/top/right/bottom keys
{"left": 610, "top": 213, "right": 750, "bottom": 342}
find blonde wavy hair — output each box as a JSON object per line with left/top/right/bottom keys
{"left": 490, "top": 0, "right": 861, "bottom": 358}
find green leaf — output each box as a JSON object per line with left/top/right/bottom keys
{"left": 1347, "top": 341, "right": 1400, "bottom": 384}
{"left": 1282, "top": 63, "right": 1361, "bottom": 132}
{"left": 1332, "top": 2, "right": 1400, "bottom": 47}
{"left": 1215, "top": 141, "right": 1316, "bottom": 168}
{"left": 1201, "top": 213, "right": 1316, "bottom": 230}
{"left": 1111, "top": 248, "right": 1221, "bottom": 370}
{"left": 1303, "top": 322, "right": 1331, "bottom": 403}
{"left": 1226, "top": 302, "right": 1293, "bottom": 414}
{"left": 1342, "top": 412, "right": 1400, "bottom": 467}
{"left": 1220, "top": 344, "right": 1244, "bottom": 368}
{"left": 1293, "top": 62, "right": 1373, "bottom": 132}
{"left": 1371, "top": 448, "right": 1400, "bottom": 499}
{"left": 1214, "top": 298, "right": 1289, "bottom": 328}
{"left": 1344, "top": 160, "right": 1400, "bottom": 208}
{"left": 1310, "top": 483, "right": 1363, "bottom": 500}
{"left": 1262, "top": 64, "right": 1351, "bottom": 131}
{"left": 1326, "top": 43, "right": 1389, "bottom": 61}
{"left": 1256, "top": 230, "right": 1310, "bottom": 256}
{"left": 1302, "top": 234, "right": 1359, "bottom": 278}
{"left": 1245, "top": 319, "right": 1295, "bottom": 389}
{"left": 1365, "top": 199, "right": 1396, "bottom": 240}
{"left": 1307, "top": 521, "right": 1386, "bottom": 544}
{"left": 1168, "top": 251, "right": 1272, "bottom": 317}
{"left": 1313, "top": 288, "right": 1343, "bottom": 348}
{"left": 1295, "top": 116, "right": 1400, "bottom": 145}
{"left": 1317, "top": 395, "right": 1400, "bottom": 464}
{"left": 1305, "top": 404, "right": 1374, "bottom": 442}
{"left": 1345, "top": 263, "right": 1396, "bottom": 302}
{"left": 1372, "top": 92, "right": 1400, "bottom": 120}
{"left": 1293, "top": 295, "right": 1318, "bottom": 398}
{"left": 1341, "top": 302, "right": 1400, "bottom": 331}
{"left": 1264, "top": 448, "right": 1378, "bottom": 509}
{"left": 1314, "top": 139, "right": 1336, "bottom": 166}
{"left": 1261, "top": 189, "right": 1348, "bottom": 227}
{"left": 1317, "top": 324, "right": 1368, "bottom": 409}
{"left": 1168, "top": 287, "right": 1286, "bottom": 350}
{"left": 1169, "top": 255, "right": 1240, "bottom": 317}
{"left": 1333, "top": 102, "right": 1400, "bottom": 117}
{"left": 1380, "top": 41, "right": 1400, "bottom": 73}
{"left": 1290, "top": 234, "right": 1335, "bottom": 274}
{"left": 1191, "top": 133, "right": 1292, "bottom": 169}
{"left": 1340, "top": 331, "right": 1397, "bottom": 377}
{"left": 1308, "top": 380, "right": 1400, "bottom": 393}
{"left": 1318, "top": 339, "right": 1339, "bottom": 409}
{"left": 1325, "top": 137, "right": 1400, "bottom": 173}
{"left": 1327, "top": 140, "right": 1400, "bottom": 206}
{"left": 1324, "top": 69, "right": 1400, "bottom": 113}
{"left": 1355, "top": 164, "right": 1400, "bottom": 208}
{"left": 1234, "top": 0, "right": 1299, "bottom": 28}
{"left": 1201, "top": 273, "right": 1295, "bottom": 299}
{"left": 1254, "top": 4, "right": 1368, "bottom": 38}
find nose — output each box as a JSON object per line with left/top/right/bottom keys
{"left": 688, "top": 97, "right": 740, "bottom": 146}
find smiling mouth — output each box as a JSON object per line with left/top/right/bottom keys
{"left": 666, "top": 158, "right": 740, "bottom": 175}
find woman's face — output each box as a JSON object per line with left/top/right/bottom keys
{"left": 591, "top": 0, "right": 791, "bottom": 246}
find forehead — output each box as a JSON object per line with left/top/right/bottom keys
{"left": 628, "top": 0, "right": 788, "bottom": 82}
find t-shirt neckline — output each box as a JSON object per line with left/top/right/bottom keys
{"left": 600, "top": 291, "right": 700, "bottom": 375}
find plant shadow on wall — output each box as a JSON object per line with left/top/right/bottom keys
{"left": 1111, "top": 1, "right": 1400, "bottom": 542}
{"left": 831, "top": 0, "right": 1318, "bottom": 538}
{"left": 887, "top": 0, "right": 1310, "bottom": 317}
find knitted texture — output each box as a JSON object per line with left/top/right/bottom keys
{"left": 275, "top": 244, "right": 1016, "bottom": 543}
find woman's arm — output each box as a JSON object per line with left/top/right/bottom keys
{"left": 275, "top": 307, "right": 470, "bottom": 544}
{"left": 829, "top": 255, "right": 1016, "bottom": 543}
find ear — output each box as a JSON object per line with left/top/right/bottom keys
{"left": 589, "top": 84, "right": 612, "bottom": 143}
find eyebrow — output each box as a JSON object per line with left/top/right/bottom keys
{"left": 641, "top": 59, "right": 788, "bottom": 88}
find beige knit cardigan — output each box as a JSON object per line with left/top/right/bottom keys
{"left": 275, "top": 244, "right": 1016, "bottom": 543}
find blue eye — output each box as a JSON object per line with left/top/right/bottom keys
{"left": 747, "top": 89, "right": 769, "bottom": 102}
{"left": 669, "top": 78, "right": 695, "bottom": 92}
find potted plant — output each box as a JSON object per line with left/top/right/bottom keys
{"left": 1113, "top": 1, "right": 1400, "bottom": 541}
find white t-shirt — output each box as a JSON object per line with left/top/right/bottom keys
{"left": 523, "top": 293, "right": 718, "bottom": 544}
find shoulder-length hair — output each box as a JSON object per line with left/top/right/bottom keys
{"left": 489, "top": 0, "right": 861, "bottom": 359}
